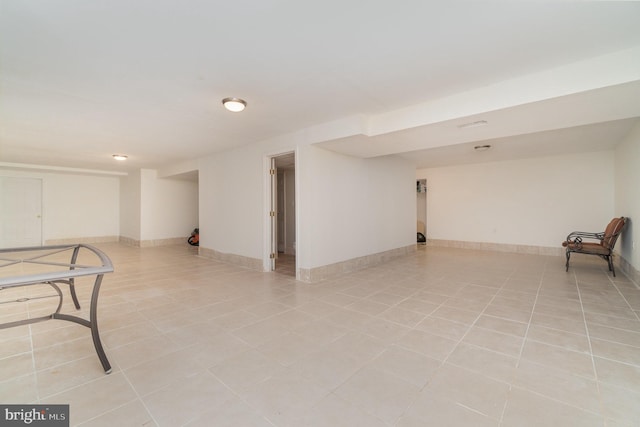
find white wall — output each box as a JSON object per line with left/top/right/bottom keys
{"left": 119, "top": 171, "right": 141, "bottom": 240}
{"left": 120, "top": 169, "right": 198, "bottom": 242}
{"left": 44, "top": 174, "right": 120, "bottom": 240}
{"left": 0, "top": 167, "right": 197, "bottom": 245}
{"left": 139, "top": 169, "right": 198, "bottom": 241}
{"left": 615, "top": 122, "right": 640, "bottom": 271}
{"left": 0, "top": 168, "right": 120, "bottom": 242}
{"left": 298, "top": 146, "right": 415, "bottom": 269}
{"left": 417, "top": 151, "right": 615, "bottom": 248}
{"left": 199, "top": 145, "right": 264, "bottom": 259}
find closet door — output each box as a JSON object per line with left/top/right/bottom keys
{"left": 0, "top": 177, "right": 43, "bottom": 248}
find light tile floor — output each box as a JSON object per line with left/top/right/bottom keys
{"left": 1, "top": 243, "right": 640, "bottom": 426}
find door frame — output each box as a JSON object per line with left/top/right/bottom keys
{"left": 263, "top": 150, "right": 298, "bottom": 277}
{"left": 416, "top": 178, "right": 427, "bottom": 241}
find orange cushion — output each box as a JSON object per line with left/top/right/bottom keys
{"left": 602, "top": 217, "right": 625, "bottom": 249}
{"left": 565, "top": 241, "right": 610, "bottom": 255}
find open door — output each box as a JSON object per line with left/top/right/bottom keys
{"left": 267, "top": 152, "right": 296, "bottom": 276}
{"left": 417, "top": 179, "right": 427, "bottom": 244}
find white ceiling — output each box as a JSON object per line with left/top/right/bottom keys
{"left": 1, "top": 1, "right": 639, "bottom": 173}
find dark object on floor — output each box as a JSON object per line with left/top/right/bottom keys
{"left": 562, "top": 217, "right": 626, "bottom": 277}
{"left": 417, "top": 232, "right": 426, "bottom": 243}
{"left": 188, "top": 228, "right": 199, "bottom": 246}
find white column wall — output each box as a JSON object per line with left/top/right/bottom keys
{"left": 615, "top": 122, "right": 640, "bottom": 271}
{"left": 198, "top": 142, "right": 416, "bottom": 271}
{"left": 297, "top": 145, "right": 415, "bottom": 269}
{"left": 417, "top": 151, "right": 614, "bottom": 248}
{"left": 198, "top": 145, "right": 265, "bottom": 259}
{"left": 119, "top": 171, "right": 141, "bottom": 241}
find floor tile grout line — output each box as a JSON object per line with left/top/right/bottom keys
{"left": 116, "top": 366, "right": 162, "bottom": 427}
{"left": 28, "top": 323, "right": 41, "bottom": 403}
{"left": 505, "top": 383, "right": 604, "bottom": 418}
{"left": 75, "top": 399, "right": 146, "bottom": 427}
{"left": 208, "top": 361, "right": 331, "bottom": 427}
{"left": 442, "top": 269, "right": 519, "bottom": 365}
{"left": 607, "top": 275, "right": 640, "bottom": 323}
{"left": 34, "top": 355, "right": 120, "bottom": 401}
{"left": 363, "top": 257, "right": 510, "bottom": 424}
{"left": 496, "top": 260, "right": 546, "bottom": 426}
{"left": 38, "top": 370, "right": 140, "bottom": 424}
{"left": 406, "top": 262, "right": 521, "bottom": 425}
{"left": 574, "top": 269, "right": 607, "bottom": 422}
{"left": 180, "top": 369, "right": 279, "bottom": 427}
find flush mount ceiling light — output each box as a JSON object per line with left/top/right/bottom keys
{"left": 222, "top": 97, "right": 247, "bottom": 112}
{"left": 112, "top": 154, "right": 128, "bottom": 161}
{"left": 458, "top": 120, "right": 488, "bottom": 129}
{"left": 474, "top": 144, "right": 492, "bottom": 152}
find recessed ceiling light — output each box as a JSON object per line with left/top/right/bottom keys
{"left": 112, "top": 154, "right": 128, "bottom": 161}
{"left": 222, "top": 97, "right": 247, "bottom": 112}
{"left": 458, "top": 120, "right": 488, "bottom": 129}
{"left": 474, "top": 145, "right": 491, "bottom": 151}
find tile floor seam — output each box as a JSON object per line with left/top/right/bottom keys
{"left": 176, "top": 370, "right": 243, "bottom": 427}
{"left": 439, "top": 269, "right": 515, "bottom": 369}
{"left": 583, "top": 311, "right": 640, "bottom": 325}
{"left": 364, "top": 368, "right": 440, "bottom": 427}
{"left": 236, "top": 374, "right": 331, "bottom": 427}
{"left": 591, "top": 354, "right": 640, "bottom": 371}
{"left": 608, "top": 280, "right": 640, "bottom": 323}
{"left": 75, "top": 399, "right": 146, "bottom": 427}
{"left": 118, "top": 365, "right": 164, "bottom": 427}
{"left": 473, "top": 323, "right": 526, "bottom": 339}
{"left": 0, "top": 349, "right": 34, "bottom": 361}
{"left": 28, "top": 324, "right": 40, "bottom": 402}
{"left": 118, "top": 339, "right": 193, "bottom": 372}
{"left": 339, "top": 385, "right": 412, "bottom": 425}
{"left": 499, "top": 257, "right": 547, "bottom": 426}
{"left": 522, "top": 336, "right": 591, "bottom": 356}
{"left": 417, "top": 268, "right": 517, "bottom": 426}
{"left": 35, "top": 355, "right": 117, "bottom": 400}
{"left": 588, "top": 335, "right": 640, "bottom": 352}
{"left": 454, "top": 401, "right": 496, "bottom": 421}
{"left": 574, "top": 268, "right": 608, "bottom": 422}
{"left": 446, "top": 341, "right": 522, "bottom": 365}
{"left": 38, "top": 369, "right": 121, "bottom": 401}
{"left": 508, "top": 383, "right": 604, "bottom": 418}
{"left": 594, "top": 323, "right": 640, "bottom": 338}
{"left": 0, "top": 372, "right": 38, "bottom": 406}
{"left": 527, "top": 317, "right": 589, "bottom": 335}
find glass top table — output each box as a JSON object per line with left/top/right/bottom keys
{"left": 0, "top": 244, "right": 114, "bottom": 373}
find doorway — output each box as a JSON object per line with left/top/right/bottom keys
{"left": 417, "top": 179, "right": 427, "bottom": 244}
{"left": 269, "top": 152, "right": 296, "bottom": 277}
